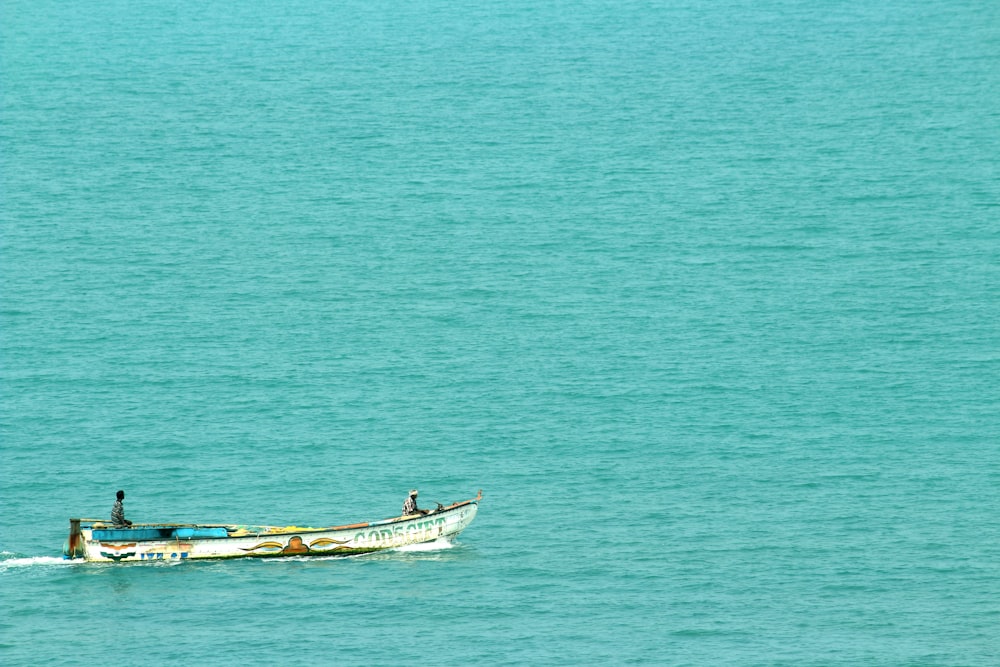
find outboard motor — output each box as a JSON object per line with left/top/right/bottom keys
{"left": 64, "top": 518, "right": 85, "bottom": 559}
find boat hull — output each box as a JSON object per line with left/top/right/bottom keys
{"left": 68, "top": 495, "right": 480, "bottom": 563}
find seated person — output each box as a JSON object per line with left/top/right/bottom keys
{"left": 402, "top": 489, "right": 429, "bottom": 516}
{"left": 112, "top": 489, "right": 133, "bottom": 526}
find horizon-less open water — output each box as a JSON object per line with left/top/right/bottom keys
{"left": 2, "top": 1, "right": 998, "bottom": 664}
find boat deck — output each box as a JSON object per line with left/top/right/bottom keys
{"left": 78, "top": 494, "right": 481, "bottom": 540}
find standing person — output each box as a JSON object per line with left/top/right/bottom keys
{"left": 402, "top": 489, "right": 428, "bottom": 516}
{"left": 112, "top": 490, "right": 133, "bottom": 526}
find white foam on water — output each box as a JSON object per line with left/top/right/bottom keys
{"left": 0, "top": 555, "right": 75, "bottom": 570}
{"left": 392, "top": 538, "right": 455, "bottom": 553}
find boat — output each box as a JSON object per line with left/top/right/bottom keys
{"left": 64, "top": 491, "right": 481, "bottom": 563}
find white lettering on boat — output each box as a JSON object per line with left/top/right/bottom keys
{"left": 353, "top": 516, "right": 448, "bottom": 546}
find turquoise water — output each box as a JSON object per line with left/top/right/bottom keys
{"left": 2, "top": 1, "right": 998, "bottom": 663}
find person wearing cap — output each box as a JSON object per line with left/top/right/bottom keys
{"left": 111, "top": 490, "right": 133, "bottom": 527}
{"left": 402, "top": 489, "right": 429, "bottom": 516}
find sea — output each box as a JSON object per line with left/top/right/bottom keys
{"left": 1, "top": 1, "right": 998, "bottom": 664}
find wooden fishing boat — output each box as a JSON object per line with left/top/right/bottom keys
{"left": 64, "top": 491, "right": 481, "bottom": 563}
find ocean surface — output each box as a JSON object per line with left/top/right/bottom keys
{"left": 2, "top": 1, "right": 998, "bottom": 664}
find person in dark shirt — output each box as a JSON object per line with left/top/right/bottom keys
{"left": 112, "top": 489, "right": 133, "bottom": 526}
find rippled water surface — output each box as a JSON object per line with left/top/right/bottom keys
{"left": 2, "top": 1, "right": 998, "bottom": 664}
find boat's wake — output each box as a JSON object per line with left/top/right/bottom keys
{"left": 0, "top": 553, "right": 74, "bottom": 570}
{"left": 391, "top": 537, "right": 456, "bottom": 553}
